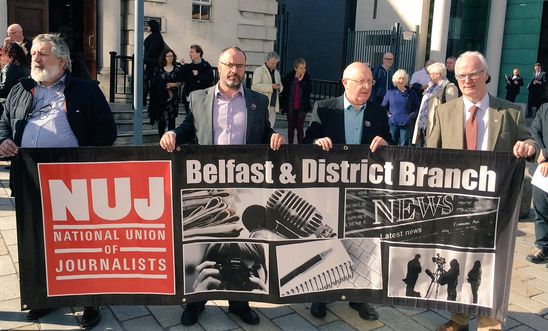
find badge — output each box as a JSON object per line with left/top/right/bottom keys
{"left": 250, "top": 103, "right": 257, "bottom": 111}
{"left": 364, "top": 121, "right": 371, "bottom": 127}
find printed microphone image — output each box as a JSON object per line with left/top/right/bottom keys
{"left": 242, "top": 190, "right": 336, "bottom": 239}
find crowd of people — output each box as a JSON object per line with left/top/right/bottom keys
{"left": 0, "top": 19, "right": 547, "bottom": 331}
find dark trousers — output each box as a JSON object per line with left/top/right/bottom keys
{"left": 528, "top": 89, "right": 543, "bottom": 116}
{"left": 158, "top": 117, "right": 175, "bottom": 136}
{"left": 186, "top": 300, "right": 249, "bottom": 311}
{"left": 286, "top": 111, "right": 306, "bottom": 144}
{"left": 532, "top": 186, "right": 548, "bottom": 251}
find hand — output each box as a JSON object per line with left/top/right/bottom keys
{"left": 192, "top": 70, "right": 198, "bottom": 76}
{"left": 270, "top": 133, "right": 285, "bottom": 150}
{"left": 314, "top": 137, "right": 333, "bottom": 151}
{"left": 248, "top": 275, "right": 268, "bottom": 293}
{"left": 512, "top": 141, "right": 536, "bottom": 159}
{"left": 370, "top": 136, "right": 388, "bottom": 152}
{"left": 192, "top": 261, "right": 222, "bottom": 291}
{"left": 159, "top": 131, "right": 177, "bottom": 152}
{"left": 0, "top": 139, "right": 18, "bottom": 157}
{"left": 272, "top": 83, "right": 281, "bottom": 90}
{"left": 538, "top": 162, "right": 548, "bottom": 177}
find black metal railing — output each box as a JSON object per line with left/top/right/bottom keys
{"left": 109, "top": 51, "right": 134, "bottom": 103}
{"left": 108, "top": 51, "right": 342, "bottom": 105}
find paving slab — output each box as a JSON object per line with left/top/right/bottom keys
{"left": 317, "top": 319, "right": 357, "bottom": 331}
{"left": 375, "top": 306, "right": 428, "bottom": 331}
{"left": 148, "top": 305, "right": 184, "bottom": 328}
{"left": 507, "top": 304, "right": 548, "bottom": 331}
{"left": 0, "top": 253, "right": 15, "bottom": 276}
{"left": 0, "top": 298, "right": 35, "bottom": 330}
{"left": 110, "top": 305, "right": 150, "bottom": 321}
{"left": 291, "top": 303, "right": 340, "bottom": 326}
{"left": 0, "top": 274, "right": 20, "bottom": 300}
{"left": 122, "top": 315, "right": 164, "bottom": 331}
{"left": 198, "top": 304, "right": 239, "bottom": 331}
{"left": 272, "top": 312, "right": 317, "bottom": 330}
{"left": 38, "top": 307, "right": 80, "bottom": 330}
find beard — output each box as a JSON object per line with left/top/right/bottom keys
{"left": 222, "top": 73, "right": 243, "bottom": 89}
{"left": 31, "top": 65, "right": 63, "bottom": 84}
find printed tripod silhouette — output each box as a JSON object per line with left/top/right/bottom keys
{"left": 425, "top": 253, "right": 446, "bottom": 299}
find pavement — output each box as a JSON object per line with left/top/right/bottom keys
{"left": 1, "top": 115, "right": 548, "bottom": 330}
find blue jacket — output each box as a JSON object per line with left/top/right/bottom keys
{"left": 381, "top": 87, "right": 419, "bottom": 126}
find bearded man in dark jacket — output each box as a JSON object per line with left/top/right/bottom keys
{"left": 0, "top": 33, "right": 116, "bottom": 329}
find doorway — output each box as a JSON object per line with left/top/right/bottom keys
{"left": 49, "top": 0, "right": 97, "bottom": 79}
{"left": 7, "top": 0, "right": 97, "bottom": 80}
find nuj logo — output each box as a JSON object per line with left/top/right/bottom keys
{"left": 48, "top": 177, "right": 165, "bottom": 221}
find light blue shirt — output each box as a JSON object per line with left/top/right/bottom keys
{"left": 343, "top": 94, "right": 365, "bottom": 144}
{"left": 212, "top": 84, "right": 247, "bottom": 145}
{"left": 21, "top": 76, "right": 79, "bottom": 148}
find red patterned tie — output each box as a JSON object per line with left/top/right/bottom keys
{"left": 465, "top": 105, "right": 478, "bottom": 150}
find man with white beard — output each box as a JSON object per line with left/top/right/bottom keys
{"left": 0, "top": 33, "right": 116, "bottom": 329}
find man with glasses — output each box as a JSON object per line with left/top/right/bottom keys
{"left": 5, "top": 23, "right": 32, "bottom": 60}
{"left": 371, "top": 52, "right": 394, "bottom": 103}
{"left": 0, "top": 33, "right": 116, "bottom": 329}
{"left": 159, "top": 46, "right": 284, "bottom": 327}
{"left": 303, "top": 62, "right": 393, "bottom": 321}
{"left": 427, "top": 51, "right": 537, "bottom": 331}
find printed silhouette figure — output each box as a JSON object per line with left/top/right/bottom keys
{"left": 402, "top": 254, "right": 422, "bottom": 297}
{"left": 438, "top": 258, "right": 460, "bottom": 301}
{"left": 467, "top": 260, "right": 482, "bottom": 304}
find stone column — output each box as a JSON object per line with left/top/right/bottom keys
{"left": 0, "top": 0, "right": 7, "bottom": 32}
{"left": 429, "top": 0, "right": 451, "bottom": 62}
{"left": 98, "top": 0, "right": 121, "bottom": 71}
{"left": 485, "top": 0, "right": 507, "bottom": 96}
{"left": 97, "top": 0, "right": 121, "bottom": 92}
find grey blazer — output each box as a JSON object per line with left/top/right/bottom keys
{"left": 427, "top": 95, "right": 537, "bottom": 155}
{"left": 173, "top": 85, "right": 275, "bottom": 145}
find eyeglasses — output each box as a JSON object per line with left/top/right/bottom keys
{"left": 219, "top": 62, "right": 246, "bottom": 70}
{"left": 384, "top": 57, "right": 394, "bottom": 60}
{"left": 345, "top": 78, "right": 375, "bottom": 87}
{"left": 456, "top": 70, "right": 485, "bottom": 81}
{"left": 29, "top": 103, "right": 52, "bottom": 119}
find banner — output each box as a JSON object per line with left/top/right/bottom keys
{"left": 15, "top": 145, "right": 524, "bottom": 321}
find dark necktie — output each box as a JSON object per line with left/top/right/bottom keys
{"left": 465, "top": 105, "right": 478, "bottom": 150}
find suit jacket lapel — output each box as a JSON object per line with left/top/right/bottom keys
{"left": 450, "top": 99, "right": 465, "bottom": 148}
{"left": 245, "top": 88, "right": 256, "bottom": 144}
{"left": 336, "top": 97, "right": 347, "bottom": 143}
{"left": 200, "top": 86, "right": 215, "bottom": 145}
{"left": 486, "top": 95, "right": 502, "bottom": 151}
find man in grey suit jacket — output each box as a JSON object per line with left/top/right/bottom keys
{"left": 428, "top": 51, "right": 537, "bottom": 331}
{"left": 160, "top": 47, "right": 284, "bottom": 327}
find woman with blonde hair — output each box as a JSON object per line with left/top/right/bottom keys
{"left": 381, "top": 69, "right": 419, "bottom": 146}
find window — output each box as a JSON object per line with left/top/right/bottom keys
{"left": 192, "top": 0, "right": 211, "bottom": 21}
{"left": 144, "top": 16, "right": 162, "bottom": 31}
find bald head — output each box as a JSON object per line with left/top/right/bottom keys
{"left": 342, "top": 62, "right": 373, "bottom": 108}
{"left": 7, "top": 24, "right": 24, "bottom": 43}
{"left": 343, "top": 62, "right": 371, "bottom": 80}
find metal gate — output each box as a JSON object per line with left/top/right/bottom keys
{"left": 346, "top": 23, "right": 417, "bottom": 75}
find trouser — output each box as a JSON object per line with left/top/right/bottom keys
{"left": 158, "top": 117, "right": 175, "bottom": 136}
{"left": 532, "top": 186, "right": 548, "bottom": 251}
{"left": 390, "top": 123, "right": 413, "bottom": 146}
{"left": 451, "top": 313, "right": 501, "bottom": 330}
{"left": 286, "top": 111, "right": 306, "bottom": 144}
